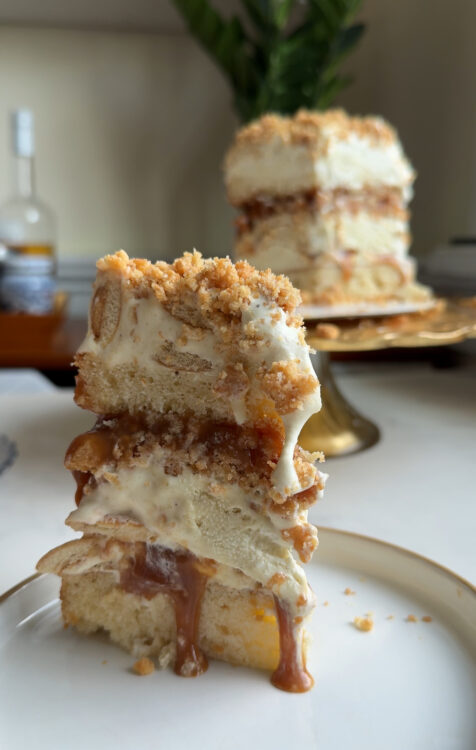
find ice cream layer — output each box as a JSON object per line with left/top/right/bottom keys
{"left": 225, "top": 110, "right": 414, "bottom": 205}
{"left": 67, "top": 461, "right": 324, "bottom": 621}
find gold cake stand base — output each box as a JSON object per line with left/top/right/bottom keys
{"left": 299, "top": 298, "right": 476, "bottom": 458}
{"left": 299, "top": 351, "right": 380, "bottom": 457}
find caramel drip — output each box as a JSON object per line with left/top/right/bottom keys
{"left": 72, "top": 470, "right": 93, "bottom": 506}
{"left": 271, "top": 597, "right": 313, "bottom": 693}
{"left": 66, "top": 428, "right": 117, "bottom": 470}
{"left": 121, "top": 544, "right": 210, "bottom": 677}
{"left": 65, "top": 413, "right": 284, "bottom": 481}
{"left": 238, "top": 187, "right": 406, "bottom": 233}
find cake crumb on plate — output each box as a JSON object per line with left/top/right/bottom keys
{"left": 133, "top": 657, "right": 155, "bottom": 676}
{"left": 353, "top": 616, "right": 374, "bottom": 632}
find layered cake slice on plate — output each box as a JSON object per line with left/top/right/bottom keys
{"left": 225, "top": 109, "right": 432, "bottom": 308}
{"left": 38, "top": 250, "right": 326, "bottom": 692}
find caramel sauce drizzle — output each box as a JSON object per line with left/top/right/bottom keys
{"left": 238, "top": 187, "right": 406, "bottom": 234}
{"left": 71, "top": 470, "right": 93, "bottom": 506}
{"left": 121, "top": 543, "right": 210, "bottom": 677}
{"left": 65, "top": 413, "right": 284, "bottom": 489}
{"left": 272, "top": 597, "right": 314, "bottom": 693}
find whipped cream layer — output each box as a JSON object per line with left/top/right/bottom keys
{"left": 226, "top": 129, "right": 414, "bottom": 205}
{"left": 79, "top": 273, "right": 320, "bottom": 500}
{"left": 68, "top": 460, "right": 324, "bottom": 620}
{"left": 313, "top": 131, "right": 414, "bottom": 193}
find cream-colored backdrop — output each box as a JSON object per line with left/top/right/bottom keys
{"left": 0, "top": 3, "right": 474, "bottom": 261}
{"left": 0, "top": 27, "right": 236, "bottom": 261}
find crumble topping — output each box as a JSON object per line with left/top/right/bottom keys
{"left": 228, "top": 109, "right": 398, "bottom": 155}
{"left": 97, "top": 250, "right": 301, "bottom": 323}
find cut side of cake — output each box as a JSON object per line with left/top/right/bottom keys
{"left": 37, "top": 250, "right": 326, "bottom": 692}
{"left": 225, "top": 109, "right": 432, "bottom": 307}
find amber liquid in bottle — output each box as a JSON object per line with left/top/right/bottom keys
{"left": 0, "top": 110, "right": 56, "bottom": 312}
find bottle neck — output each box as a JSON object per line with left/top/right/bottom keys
{"left": 14, "top": 155, "right": 36, "bottom": 199}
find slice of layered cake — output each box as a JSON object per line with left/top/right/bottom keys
{"left": 37, "top": 250, "right": 325, "bottom": 692}
{"left": 225, "top": 109, "right": 432, "bottom": 307}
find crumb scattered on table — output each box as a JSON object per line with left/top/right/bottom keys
{"left": 344, "top": 587, "right": 356, "bottom": 596}
{"left": 353, "top": 616, "right": 374, "bottom": 632}
{"left": 406, "top": 614, "right": 418, "bottom": 623}
{"left": 358, "top": 576, "right": 366, "bottom": 583}
{"left": 315, "top": 323, "right": 340, "bottom": 340}
{"left": 386, "top": 615, "right": 394, "bottom": 620}
{"left": 101, "top": 660, "right": 107, "bottom": 665}
{"left": 322, "top": 600, "right": 329, "bottom": 607}
{"left": 133, "top": 657, "right": 155, "bottom": 676}
{"left": 422, "top": 615, "right": 433, "bottom": 623}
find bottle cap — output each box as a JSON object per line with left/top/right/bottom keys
{"left": 12, "top": 109, "right": 35, "bottom": 158}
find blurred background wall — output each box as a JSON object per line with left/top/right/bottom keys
{"left": 0, "top": 0, "right": 474, "bottom": 264}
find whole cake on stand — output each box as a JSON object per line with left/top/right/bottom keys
{"left": 225, "top": 108, "right": 432, "bottom": 313}
{"left": 224, "top": 109, "right": 437, "bottom": 455}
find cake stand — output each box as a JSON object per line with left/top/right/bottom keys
{"left": 299, "top": 298, "right": 476, "bottom": 457}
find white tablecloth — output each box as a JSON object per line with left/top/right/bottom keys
{"left": 0, "top": 362, "right": 474, "bottom": 594}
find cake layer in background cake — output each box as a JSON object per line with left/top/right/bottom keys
{"left": 225, "top": 109, "right": 432, "bottom": 309}
{"left": 236, "top": 208, "right": 410, "bottom": 270}
{"left": 287, "top": 254, "right": 431, "bottom": 305}
{"left": 225, "top": 109, "right": 414, "bottom": 205}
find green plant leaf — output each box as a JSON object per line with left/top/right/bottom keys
{"left": 171, "top": 0, "right": 366, "bottom": 121}
{"left": 172, "top": 0, "right": 258, "bottom": 95}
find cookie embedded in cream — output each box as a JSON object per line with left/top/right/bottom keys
{"left": 225, "top": 109, "right": 432, "bottom": 307}
{"left": 37, "top": 250, "right": 325, "bottom": 692}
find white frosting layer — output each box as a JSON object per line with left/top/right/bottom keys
{"left": 68, "top": 461, "right": 319, "bottom": 617}
{"left": 227, "top": 141, "right": 316, "bottom": 204}
{"left": 314, "top": 132, "right": 414, "bottom": 192}
{"left": 226, "top": 130, "right": 414, "bottom": 203}
{"left": 80, "top": 294, "right": 225, "bottom": 371}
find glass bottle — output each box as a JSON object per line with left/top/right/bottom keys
{"left": 0, "top": 110, "right": 56, "bottom": 313}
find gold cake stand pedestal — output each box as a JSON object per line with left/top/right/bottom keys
{"left": 299, "top": 298, "right": 476, "bottom": 458}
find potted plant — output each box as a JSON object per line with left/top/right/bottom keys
{"left": 172, "top": 0, "right": 365, "bottom": 122}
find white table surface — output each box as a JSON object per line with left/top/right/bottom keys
{"left": 0, "top": 362, "right": 475, "bottom": 595}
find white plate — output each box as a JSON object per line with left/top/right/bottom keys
{"left": 1, "top": 528, "right": 475, "bottom": 750}
{"left": 299, "top": 299, "right": 436, "bottom": 320}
